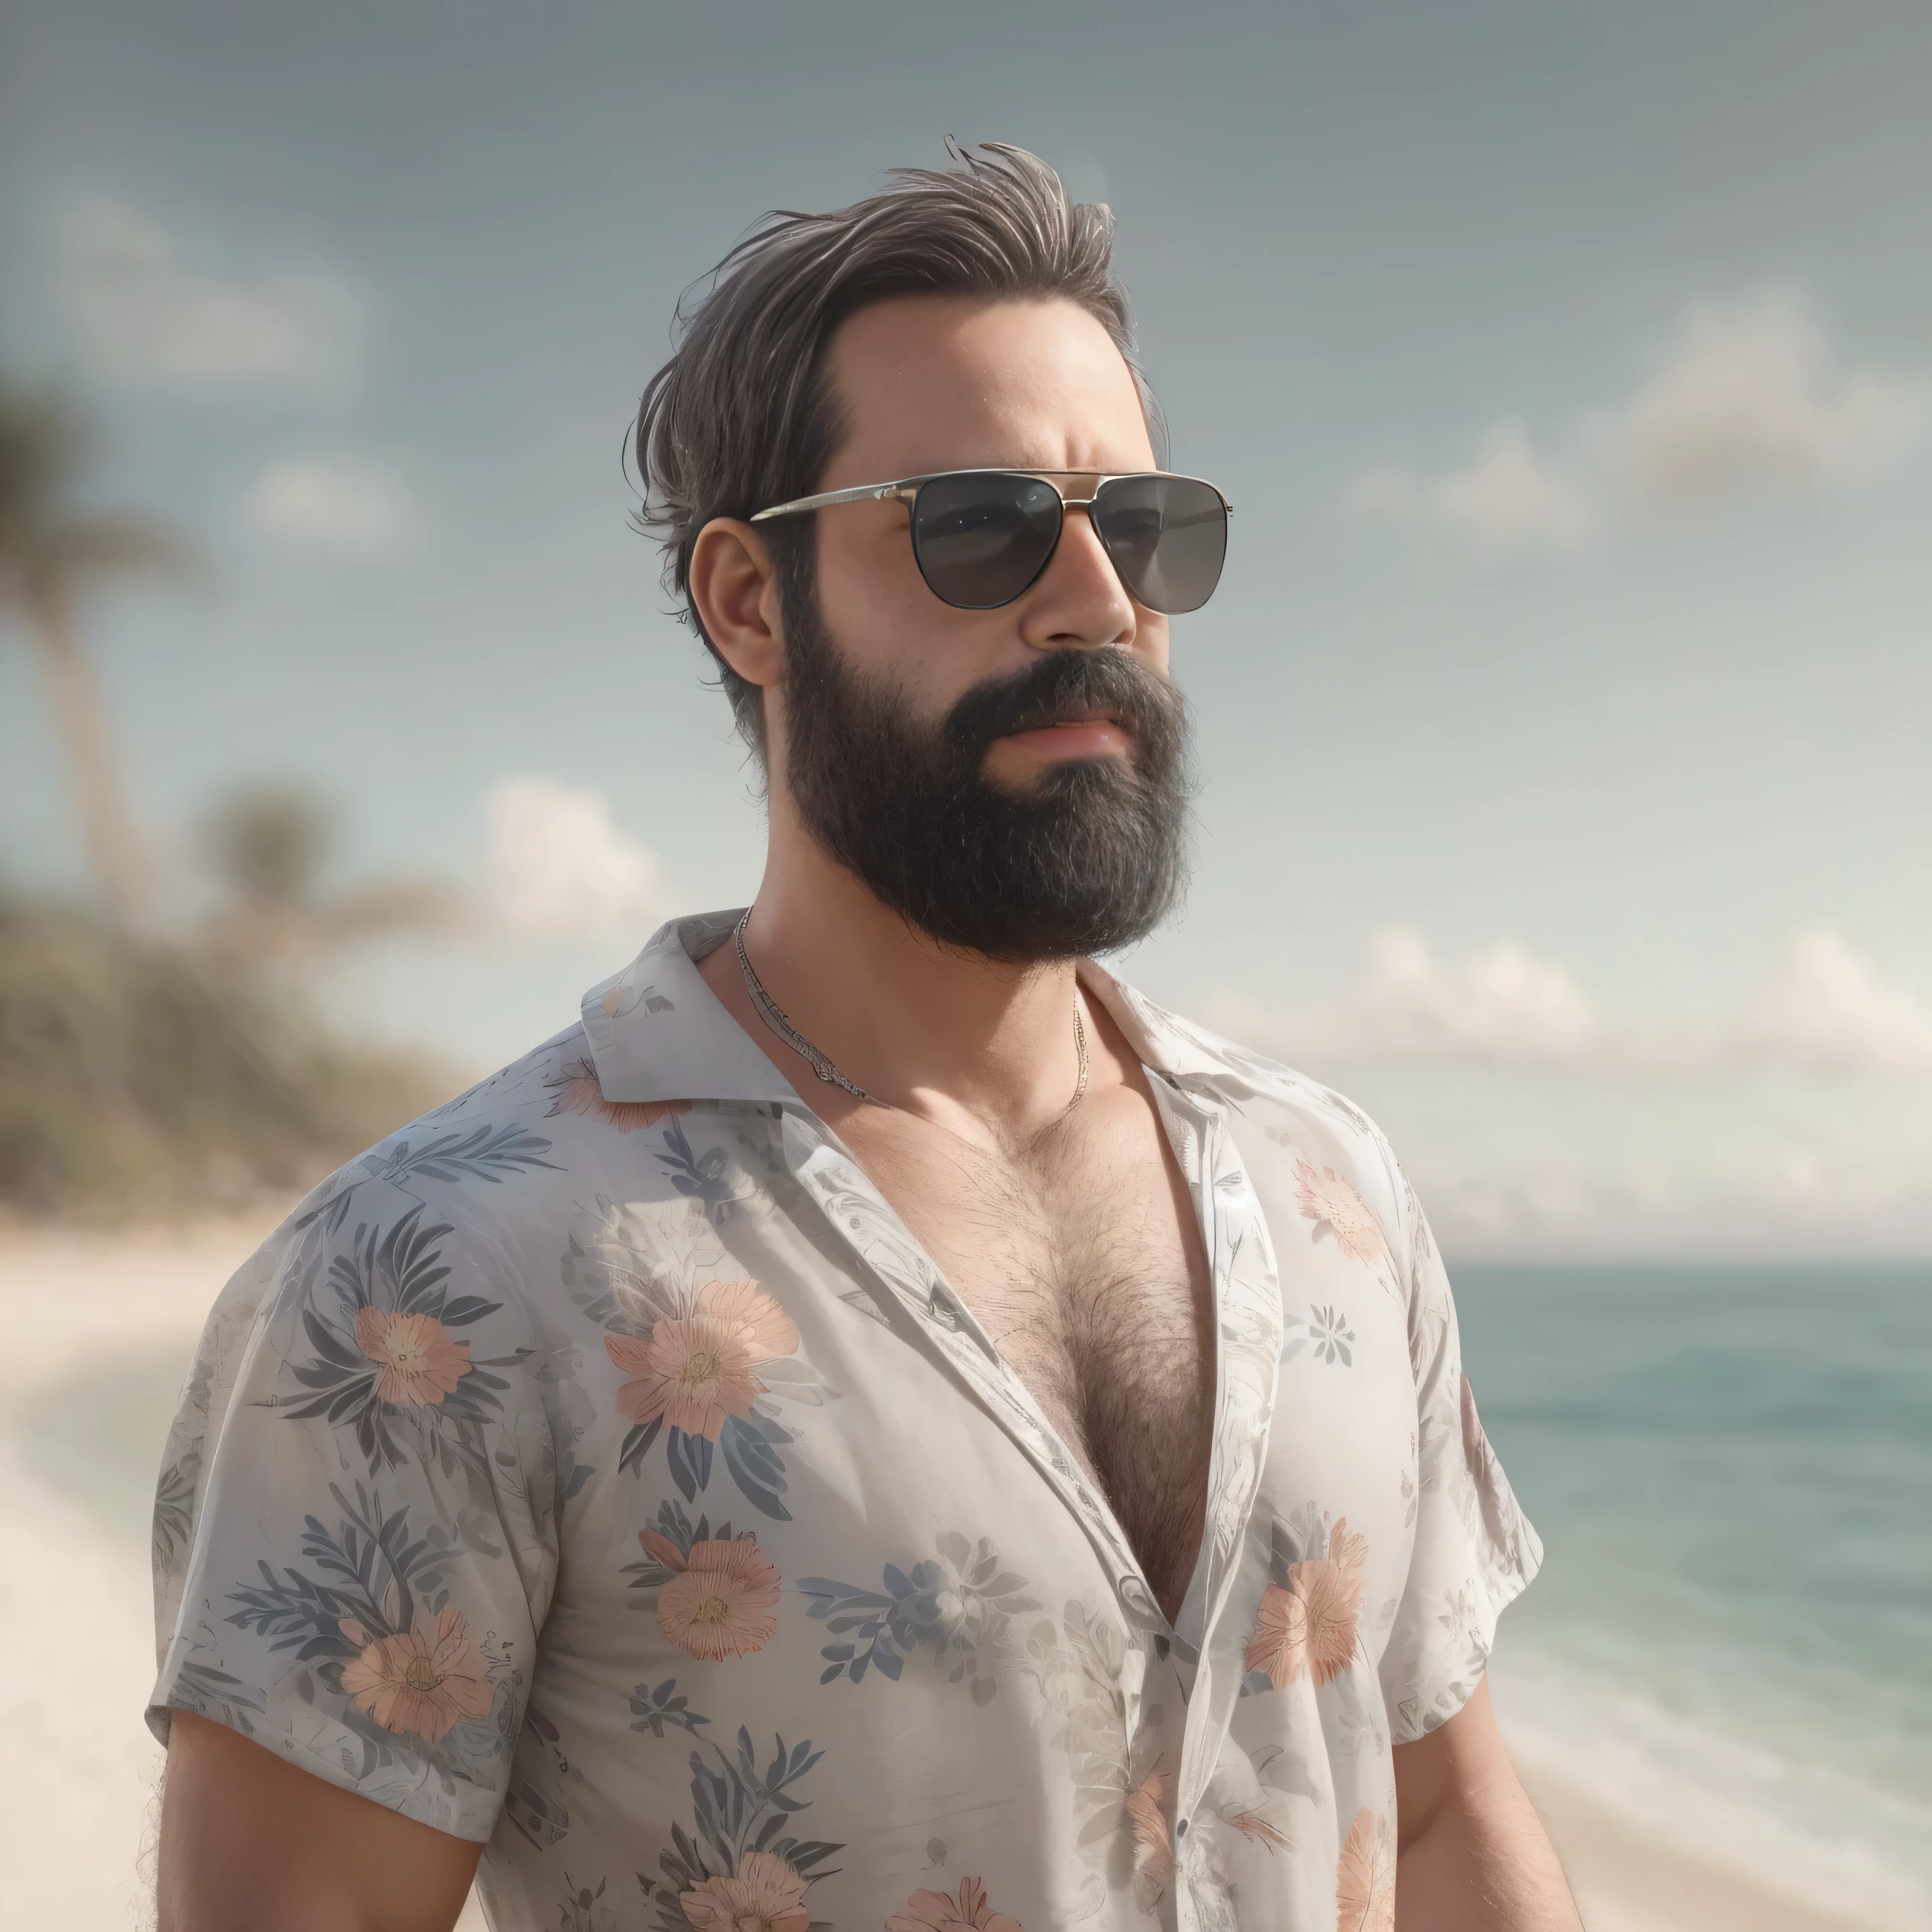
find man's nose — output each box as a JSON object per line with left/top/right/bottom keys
{"left": 1020, "top": 504, "right": 1137, "bottom": 651}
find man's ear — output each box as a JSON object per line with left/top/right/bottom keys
{"left": 689, "top": 518, "right": 787, "bottom": 689}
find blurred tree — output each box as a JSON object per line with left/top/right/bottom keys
{"left": 197, "top": 783, "right": 467, "bottom": 980}
{"left": 0, "top": 888, "right": 447, "bottom": 1220}
{"left": 0, "top": 377, "right": 193, "bottom": 928}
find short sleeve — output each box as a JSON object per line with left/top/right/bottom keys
{"left": 1378, "top": 1177, "right": 1541, "bottom": 1746}
{"left": 148, "top": 1184, "right": 560, "bottom": 1841}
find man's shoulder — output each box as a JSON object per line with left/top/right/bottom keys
{"left": 167, "top": 1025, "right": 600, "bottom": 1458}
{"left": 250, "top": 1022, "right": 609, "bottom": 1280}
{"left": 315, "top": 1018, "right": 586, "bottom": 1194}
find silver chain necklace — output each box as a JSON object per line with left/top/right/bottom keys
{"left": 733, "top": 909, "right": 1089, "bottom": 1113}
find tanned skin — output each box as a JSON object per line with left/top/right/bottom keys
{"left": 159, "top": 291, "right": 1580, "bottom": 1931}
{"left": 159, "top": 1708, "right": 480, "bottom": 1930}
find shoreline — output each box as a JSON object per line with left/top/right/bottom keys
{"left": 0, "top": 1211, "right": 1906, "bottom": 1932}
{"left": 1514, "top": 1758, "right": 1890, "bottom": 1932}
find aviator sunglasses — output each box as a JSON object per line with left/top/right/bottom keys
{"left": 750, "top": 468, "right": 1232, "bottom": 615}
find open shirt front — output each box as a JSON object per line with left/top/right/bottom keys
{"left": 150, "top": 909, "right": 1540, "bottom": 1932}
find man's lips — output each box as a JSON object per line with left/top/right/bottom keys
{"left": 992, "top": 708, "right": 1134, "bottom": 759}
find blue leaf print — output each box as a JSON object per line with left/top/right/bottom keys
{"left": 652, "top": 1122, "right": 745, "bottom": 1214}
{"left": 647, "top": 1729, "right": 841, "bottom": 1924}
{"left": 718, "top": 1413, "right": 791, "bottom": 1521}
{"left": 289, "top": 1121, "right": 561, "bottom": 1236}
{"left": 665, "top": 1426, "right": 714, "bottom": 1503}
{"left": 628, "top": 1677, "right": 711, "bottom": 1740}
{"left": 798, "top": 1532, "right": 1039, "bottom": 1700}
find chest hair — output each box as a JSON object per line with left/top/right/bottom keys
{"left": 843, "top": 1100, "right": 1216, "bottom": 1622}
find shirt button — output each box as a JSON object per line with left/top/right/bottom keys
{"left": 1174, "top": 1815, "right": 1189, "bottom": 1837}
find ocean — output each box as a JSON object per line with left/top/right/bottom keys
{"left": 1458, "top": 1263, "right": 1932, "bottom": 1930}
{"left": 13, "top": 1259, "right": 1931, "bottom": 1927}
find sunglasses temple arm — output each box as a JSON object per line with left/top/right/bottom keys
{"left": 749, "top": 482, "right": 921, "bottom": 522}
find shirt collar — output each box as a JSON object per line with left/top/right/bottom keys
{"left": 581, "top": 908, "right": 1223, "bottom": 1106}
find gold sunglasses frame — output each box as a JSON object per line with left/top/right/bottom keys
{"left": 748, "top": 468, "right": 1232, "bottom": 614}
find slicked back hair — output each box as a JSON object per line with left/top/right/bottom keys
{"left": 632, "top": 141, "right": 1165, "bottom": 759}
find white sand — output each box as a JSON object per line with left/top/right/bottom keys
{"left": 0, "top": 1209, "right": 493, "bottom": 1930}
{"left": 0, "top": 1210, "right": 1884, "bottom": 1932}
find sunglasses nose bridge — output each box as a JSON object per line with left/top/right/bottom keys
{"left": 1033, "top": 497, "right": 1142, "bottom": 630}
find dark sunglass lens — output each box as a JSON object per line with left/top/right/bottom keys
{"left": 911, "top": 474, "right": 1063, "bottom": 608}
{"left": 1094, "top": 476, "right": 1227, "bottom": 614}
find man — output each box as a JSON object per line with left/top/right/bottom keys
{"left": 154, "top": 144, "right": 1577, "bottom": 1932}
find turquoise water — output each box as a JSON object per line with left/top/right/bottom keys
{"left": 1457, "top": 1264, "right": 1932, "bottom": 1924}
{"left": 14, "top": 1265, "right": 1932, "bottom": 1919}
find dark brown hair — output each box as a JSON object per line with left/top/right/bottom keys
{"left": 632, "top": 140, "right": 1164, "bottom": 756}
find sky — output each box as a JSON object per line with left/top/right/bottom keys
{"left": 4, "top": 0, "right": 1932, "bottom": 1258}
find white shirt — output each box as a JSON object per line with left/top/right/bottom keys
{"left": 150, "top": 909, "right": 1540, "bottom": 1932}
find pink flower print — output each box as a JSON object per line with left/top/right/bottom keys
{"left": 680, "top": 1851, "right": 809, "bottom": 1932}
{"left": 692, "top": 1277, "right": 801, "bottom": 1360}
{"left": 1244, "top": 1517, "right": 1368, "bottom": 1690}
{"left": 1125, "top": 1767, "right": 1175, "bottom": 1889}
{"left": 337, "top": 1603, "right": 493, "bottom": 1742}
{"left": 652, "top": 1533, "right": 782, "bottom": 1661}
{"left": 886, "top": 1877, "right": 1025, "bottom": 1932}
{"left": 544, "top": 1057, "right": 688, "bottom": 1134}
{"left": 353, "top": 1306, "right": 470, "bottom": 1407}
{"left": 1293, "top": 1159, "right": 1387, "bottom": 1264}
{"left": 603, "top": 1280, "right": 799, "bottom": 1441}
{"left": 1335, "top": 1808, "right": 1396, "bottom": 1932}
{"left": 1327, "top": 1515, "right": 1370, "bottom": 1572}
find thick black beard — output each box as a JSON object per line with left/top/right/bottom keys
{"left": 779, "top": 591, "right": 1194, "bottom": 965}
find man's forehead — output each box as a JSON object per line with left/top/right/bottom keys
{"left": 821, "top": 292, "right": 1154, "bottom": 481}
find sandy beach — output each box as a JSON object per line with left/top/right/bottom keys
{"left": 0, "top": 1210, "right": 1885, "bottom": 1932}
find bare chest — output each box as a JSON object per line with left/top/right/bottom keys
{"left": 838, "top": 1094, "right": 1216, "bottom": 1621}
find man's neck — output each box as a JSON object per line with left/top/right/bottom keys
{"left": 696, "top": 800, "right": 1091, "bottom": 1149}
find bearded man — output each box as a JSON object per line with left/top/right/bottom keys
{"left": 154, "top": 144, "right": 1577, "bottom": 1932}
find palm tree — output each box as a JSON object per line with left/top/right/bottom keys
{"left": 197, "top": 783, "right": 467, "bottom": 980}
{"left": 0, "top": 378, "right": 192, "bottom": 926}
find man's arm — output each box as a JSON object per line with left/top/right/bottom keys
{"left": 158, "top": 1711, "right": 482, "bottom": 1932}
{"left": 1391, "top": 1677, "right": 1582, "bottom": 1932}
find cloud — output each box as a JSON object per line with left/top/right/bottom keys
{"left": 1595, "top": 289, "right": 1930, "bottom": 507}
{"left": 1414, "top": 1149, "right": 1932, "bottom": 1262}
{"left": 1348, "top": 287, "right": 1929, "bottom": 550}
{"left": 1205, "top": 923, "right": 1932, "bottom": 1261}
{"left": 1347, "top": 423, "right": 1593, "bottom": 551}
{"left": 483, "top": 776, "right": 666, "bottom": 941}
{"left": 56, "top": 193, "right": 366, "bottom": 387}
{"left": 1211, "top": 924, "right": 1932, "bottom": 1080}
{"left": 1726, "top": 927, "right": 1932, "bottom": 1075}
{"left": 245, "top": 456, "right": 418, "bottom": 553}
{"left": 1212, "top": 926, "right": 1601, "bottom": 1068}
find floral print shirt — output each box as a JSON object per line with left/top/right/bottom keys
{"left": 149, "top": 910, "right": 1540, "bottom": 1932}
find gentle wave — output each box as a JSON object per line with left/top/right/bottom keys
{"left": 1493, "top": 1645, "right": 1932, "bottom": 1931}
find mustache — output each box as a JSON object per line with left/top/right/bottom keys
{"left": 941, "top": 647, "right": 1185, "bottom": 759}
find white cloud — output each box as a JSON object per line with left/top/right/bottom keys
{"left": 245, "top": 456, "right": 418, "bottom": 553}
{"left": 483, "top": 776, "right": 666, "bottom": 941}
{"left": 1203, "top": 923, "right": 1932, "bottom": 1260}
{"left": 1348, "top": 287, "right": 1929, "bottom": 550}
{"left": 1212, "top": 926, "right": 1601, "bottom": 1067}
{"left": 1347, "top": 422, "right": 1592, "bottom": 551}
{"left": 1727, "top": 927, "right": 1932, "bottom": 1075}
{"left": 1416, "top": 1150, "right": 1932, "bottom": 1262}
{"left": 56, "top": 193, "right": 366, "bottom": 387}
{"left": 1212, "top": 924, "right": 1932, "bottom": 1081}
{"left": 1595, "top": 289, "right": 1930, "bottom": 508}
